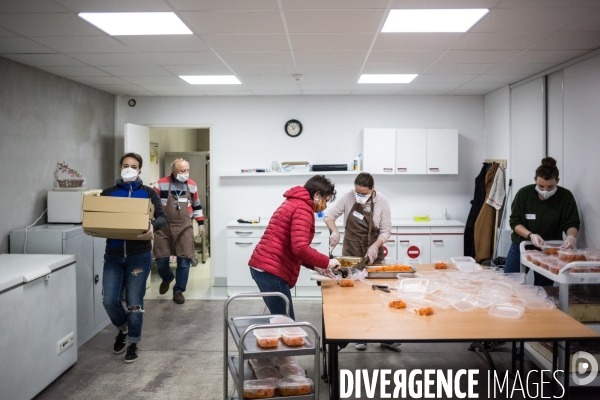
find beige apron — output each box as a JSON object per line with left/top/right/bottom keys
{"left": 342, "top": 195, "right": 385, "bottom": 264}
{"left": 153, "top": 182, "right": 195, "bottom": 259}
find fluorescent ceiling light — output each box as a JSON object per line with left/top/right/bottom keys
{"left": 382, "top": 9, "right": 489, "bottom": 33}
{"left": 180, "top": 75, "right": 242, "bottom": 85}
{"left": 78, "top": 12, "right": 192, "bottom": 35}
{"left": 358, "top": 74, "right": 417, "bottom": 84}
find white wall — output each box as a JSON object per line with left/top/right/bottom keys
{"left": 547, "top": 70, "right": 564, "bottom": 177}
{"left": 0, "top": 57, "right": 115, "bottom": 253}
{"left": 148, "top": 127, "right": 198, "bottom": 183}
{"left": 484, "top": 86, "right": 510, "bottom": 161}
{"left": 563, "top": 54, "right": 600, "bottom": 249}
{"left": 116, "top": 95, "right": 484, "bottom": 285}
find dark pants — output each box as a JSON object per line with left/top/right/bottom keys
{"left": 156, "top": 256, "right": 191, "bottom": 293}
{"left": 250, "top": 268, "right": 295, "bottom": 320}
{"left": 505, "top": 241, "right": 554, "bottom": 286}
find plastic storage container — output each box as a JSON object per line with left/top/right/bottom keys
{"left": 277, "top": 376, "right": 313, "bottom": 396}
{"left": 558, "top": 249, "right": 585, "bottom": 262}
{"left": 525, "top": 250, "right": 542, "bottom": 262}
{"left": 488, "top": 303, "right": 524, "bottom": 318}
{"left": 542, "top": 244, "right": 561, "bottom": 256}
{"left": 515, "top": 286, "right": 547, "bottom": 299}
{"left": 254, "top": 366, "right": 282, "bottom": 381}
{"left": 243, "top": 379, "right": 278, "bottom": 399}
{"left": 279, "top": 364, "right": 305, "bottom": 378}
{"left": 530, "top": 254, "right": 544, "bottom": 266}
{"left": 338, "top": 275, "right": 356, "bottom": 287}
{"left": 450, "top": 256, "right": 476, "bottom": 264}
{"left": 539, "top": 257, "right": 555, "bottom": 270}
{"left": 253, "top": 328, "right": 280, "bottom": 348}
{"left": 273, "top": 356, "right": 297, "bottom": 367}
{"left": 454, "top": 262, "right": 481, "bottom": 273}
{"left": 453, "top": 300, "right": 477, "bottom": 312}
{"left": 525, "top": 299, "right": 555, "bottom": 310}
{"left": 279, "top": 326, "right": 308, "bottom": 347}
{"left": 433, "top": 257, "right": 449, "bottom": 269}
{"left": 249, "top": 358, "right": 275, "bottom": 370}
{"left": 398, "top": 278, "right": 429, "bottom": 299}
{"left": 269, "top": 316, "right": 294, "bottom": 324}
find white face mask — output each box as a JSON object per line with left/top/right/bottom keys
{"left": 121, "top": 167, "right": 138, "bottom": 182}
{"left": 535, "top": 185, "right": 557, "bottom": 200}
{"left": 355, "top": 192, "right": 371, "bottom": 205}
{"left": 176, "top": 173, "right": 189, "bottom": 183}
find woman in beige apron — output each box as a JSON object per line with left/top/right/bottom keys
{"left": 154, "top": 181, "right": 195, "bottom": 304}
{"left": 342, "top": 194, "right": 385, "bottom": 264}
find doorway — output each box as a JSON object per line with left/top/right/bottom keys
{"left": 124, "top": 124, "right": 213, "bottom": 299}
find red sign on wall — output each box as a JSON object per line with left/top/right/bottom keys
{"left": 383, "top": 246, "right": 388, "bottom": 258}
{"left": 407, "top": 245, "right": 421, "bottom": 259}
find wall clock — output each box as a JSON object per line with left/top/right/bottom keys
{"left": 285, "top": 119, "right": 302, "bottom": 138}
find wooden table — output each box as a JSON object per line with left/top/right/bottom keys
{"left": 320, "top": 265, "right": 600, "bottom": 399}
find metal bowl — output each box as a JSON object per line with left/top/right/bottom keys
{"left": 334, "top": 256, "right": 364, "bottom": 268}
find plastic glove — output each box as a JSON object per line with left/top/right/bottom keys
{"left": 137, "top": 222, "right": 154, "bottom": 239}
{"left": 315, "top": 266, "right": 336, "bottom": 279}
{"left": 329, "top": 231, "right": 341, "bottom": 248}
{"left": 365, "top": 245, "right": 379, "bottom": 264}
{"left": 328, "top": 258, "right": 341, "bottom": 271}
{"left": 197, "top": 225, "right": 205, "bottom": 238}
{"left": 561, "top": 235, "right": 576, "bottom": 250}
{"left": 530, "top": 233, "right": 544, "bottom": 248}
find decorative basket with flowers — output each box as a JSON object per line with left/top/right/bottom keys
{"left": 55, "top": 162, "right": 86, "bottom": 188}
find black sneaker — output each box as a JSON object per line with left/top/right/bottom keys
{"left": 113, "top": 330, "right": 127, "bottom": 354}
{"left": 125, "top": 343, "right": 138, "bottom": 363}
{"left": 483, "top": 341, "right": 506, "bottom": 351}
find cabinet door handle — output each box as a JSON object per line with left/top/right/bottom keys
{"left": 429, "top": 168, "right": 440, "bottom": 172}
{"left": 397, "top": 168, "right": 407, "bottom": 172}
{"left": 399, "top": 240, "right": 410, "bottom": 244}
{"left": 433, "top": 240, "right": 444, "bottom": 244}
{"left": 313, "top": 232, "right": 322, "bottom": 235}
{"left": 386, "top": 240, "right": 395, "bottom": 243}
{"left": 311, "top": 242, "right": 322, "bottom": 245}
{"left": 94, "top": 274, "right": 99, "bottom": 284}
{"left": 235, "top": 241, "right": 254, "bottom": 245}
{"left": 383, "top": 168, "right": 393, "bottom": 172}
{"left": 235, "top": 231, "right": 254, "bottom": 235}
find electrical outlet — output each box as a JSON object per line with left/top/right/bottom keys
{"left": 57, "top": 332, "right": 75, "bottom": 355}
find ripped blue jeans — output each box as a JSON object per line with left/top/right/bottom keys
{"left": 102, "top": 252, "right": 152, "bottom": 343}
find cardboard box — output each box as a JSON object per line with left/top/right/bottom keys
{"left": 82, "top": 195, "right": 154, "bottom": 240}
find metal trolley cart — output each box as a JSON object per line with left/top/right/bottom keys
{"left": 520, "top": 240, "right": 600, "bottom": 388}
{"left": 224, "top": 292, "right": 320, "bottom": 400}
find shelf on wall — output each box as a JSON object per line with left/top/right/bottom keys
{"left": 219, "top": 170, "right": 361, "bottom": 177}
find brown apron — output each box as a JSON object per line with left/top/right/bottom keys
{"left": 153, "top": 181, "right": 195, "bottom": 259}
{"left": 342, "top": 194, "right": 385, "bottom": 264}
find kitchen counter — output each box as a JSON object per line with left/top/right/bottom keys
{"left": 227, "top": 219, "right": 464, "bottom": 228}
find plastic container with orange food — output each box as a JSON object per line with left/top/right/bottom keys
{"left": 243, "top": 379, "right": 278, "bottom": 399}
{"left": 338, "top": 276, "right": 356, "bottom": 287}
{"left": 279, "top": 326, "right": 307, "bottom": 347}
{"left": 530, "top": 254, "right": 544, "bottom": 266}
{"left": 585, "top": 251, "right": 600, "bottom": 262}
{"left": 276, "top": 377, "right": 313, "bottom": 396}
{"left": 525, "top": 250, "right": 542, "bottom": 262}
{"left": 538, "top": 257, "right": 553, "bottom": 270}
{"left": 253, "top": 328, "right": 280, "bottom": 349}
{"left": 433, "top": 257, "right": 449, "bottom": 269}
{"left": 558, "top": 249, "right": 585, "bottom": 262}
{"left": 548, "top": 261, "right": 563, "bottom": 275}
{"left": 569, "top": 266, "right": 592, "bottom": 273}
{"left": 542, "top": 244, "right": 561, "bottom": 256}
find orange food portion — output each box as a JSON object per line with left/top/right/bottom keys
{"left": 281, "top": 336, "right": 304, "bottom": 347}
{"left": 244, "top": 388, "right": 276, "bottom": 399}
{"left": 543, "top": 247, "right": 559, "bottom": 255}
{"left": 367, "top": 265, "right": 413, "bottom": 273}
{"left": 414, "top": 307, "right": 434, "bottom": 316}
{"left": 388, "top": 300, "right": 407, "bottom": 309}
{"left": 256, "top": 338, "right": 279, "bottom": 348}
{"left": 339, "top": 279, "right": 355, "bottom": 287}
{"left": 434, "top": 262, "right": 447, "bottom": 269}
{"left": 279, "top": 386, "right": 311, "bottom": 396}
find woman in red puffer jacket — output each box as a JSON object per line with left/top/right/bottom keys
{"left": 249, "top": 175, "right": 341, "bottom": 320}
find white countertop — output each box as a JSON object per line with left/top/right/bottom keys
{"left": 228, "top": 219, "right": 464, "bottom": 228}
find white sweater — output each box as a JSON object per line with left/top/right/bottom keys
{"left": 323, "top": 190, "right": 392, "bottom": 244}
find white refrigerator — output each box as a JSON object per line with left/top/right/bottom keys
{"left": 0, "top": 254, "right": 77, "bottom": 400}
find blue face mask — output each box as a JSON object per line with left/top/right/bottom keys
{"left": 355, "top": 192, "right": 371, "bottom": 205}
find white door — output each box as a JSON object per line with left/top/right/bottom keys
{"left": 124, "top": 123, "right": 150, "bottom": 183}
{"left": 362, "top": 129, "right": 396, "bottom": 174}
{"left": 426, "top": 129, "right": 458, "bottom": 174}
{"left": 430, "top": 234, "right": 464, "bottom": 261}
{"left": 226, "top": 237, "right": 259, "bottom": 286}
{"left": 396, "top": 129, "right": 427, "bottom": 174}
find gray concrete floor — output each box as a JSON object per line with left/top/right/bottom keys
{"left": 35, "top": 299, "right": 598, "bottom": 400}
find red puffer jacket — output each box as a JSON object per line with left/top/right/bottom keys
{"left": 249, "top": 186, "right": 330, "bottom": 288}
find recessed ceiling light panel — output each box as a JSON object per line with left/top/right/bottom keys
{"left": 358, "top": 74, "right": 418, "bottom": 84}
{"left": 382, "top": 9, "right": 489, "bottom": 33}
{"left": 180, "top": 75, "right": 242, "bottom": 85}
{"left": 78, "top": 12, "right": 192, "bottom": 35}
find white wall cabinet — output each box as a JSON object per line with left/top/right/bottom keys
{"left": 362, "top": 129, "right": 396, "bottom": 174}
{"left": 364, "top": 128, "right": 458, "bottom": 175}
{"left": 226, "top": 226, "right": 262, "bottom": 289}
{"left": 430, "top": 226, "right": 464, "bottom": 261}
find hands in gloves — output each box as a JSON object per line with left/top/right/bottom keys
{"left": 315, "top": 266, "right": 337, "bottom": 279}
{"left": 329, "top": 231, "right": 340, "bottom": 248}
{"left": 365, "top": 245, "right": 379, "bottom": 264}
{"left": 529, "top": 233, "right": 544, "bottom": 248}
{"left": 561, "top": 235, "right": 576, "bottom": 250}
{"left": 197, "top": 225, "right": 205, "bottom": 238}
{"left": 137, "top": 222, "right": 154, "bottom": 239}
{"left": 328, "top": 258, "right": 341, "bottom": 270}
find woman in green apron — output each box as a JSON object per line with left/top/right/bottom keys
{"left": 324, "top": 172, "right": 395, "bottom": 350}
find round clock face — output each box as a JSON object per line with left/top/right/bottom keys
{"left": 285, "top": 119, "right": 302, "bottom": 137}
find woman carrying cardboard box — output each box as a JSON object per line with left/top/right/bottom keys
{"left": 87, "top": 152, "right": 166, "bottom": 363}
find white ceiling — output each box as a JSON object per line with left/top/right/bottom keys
{"left": 1, "top": 0, "right": 599, "bottom": 96}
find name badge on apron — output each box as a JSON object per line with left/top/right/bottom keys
{"left": 526, "top": 214, "right": 536, "bottom": 220}
{"left": 352, "top": 210, "right": 364, "bottom": 220}
{"left": 178, "top": 198, "right": 188, "bottom": 203}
